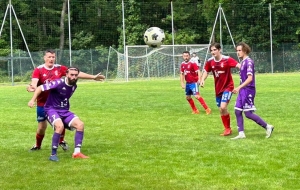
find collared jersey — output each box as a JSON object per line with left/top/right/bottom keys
{"left": 180, "top": 61, "right": 199, "bottom": 83}
{"left": 32, "top": 64, "right": 68, "bottom": 106}
{"left": 204, "top": 55, "right": 238, "bottom": 96}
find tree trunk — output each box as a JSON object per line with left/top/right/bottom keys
{"left": 58, "top": 0, "right": 68, "bottom": 64}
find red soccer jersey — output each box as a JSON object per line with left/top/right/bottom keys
{"left": 32, "top": 64, "right": 68, "bottom": 106}
{"left": 180, "top": 61, "right": 199, "bottom": 83}
{"left": 204, "top": 55, "right": 238, "bottom": 97}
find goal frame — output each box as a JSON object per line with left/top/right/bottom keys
{"left": 124, "top": 44, "right": 209, "bottom": 82}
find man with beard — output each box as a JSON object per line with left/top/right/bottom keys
{"left": 28, "top": 67, "right": 88, "bottom": 161}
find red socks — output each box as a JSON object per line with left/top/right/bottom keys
{"left": 221, "top": 114, "right": 231, "bottom": 129}
{"left": 60, "top": 128, "right": 66, "bottom": 143}
{"left": 36, "top": 134, "right": 44, "bottom": 147}
{"left": 197, "top": 97, "right": 208, "bottom": 110}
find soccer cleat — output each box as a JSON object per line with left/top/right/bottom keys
{"left": 220, "top": 129, "right": 232, "bottom": 136}
{"left": 59, "top": 141, "right": 69, "bottom": 151}
{"left": 72, "top": 152, "right": 89, "bottom": 159}
{"left": 49, "top": 155, "right": 59, "bottom": 162}
{"left": 231, "top": 133, "right": 246, "bottom": 140}
{"left": 30, "top": 145, "right": 41, "bottom": 151}
{"left": 205, "top": 108, "right": 212, "bottom": 115}
{"left": 266, "top": 125, "right": 274, "bottom": 138}
{"left": 192, "top": 109, "right": 200, "bottom": 114}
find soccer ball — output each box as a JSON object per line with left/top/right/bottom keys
{"left": 144, "top": 27, "right": 165, "bottom": 48}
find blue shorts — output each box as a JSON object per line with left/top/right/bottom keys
{"left": 45, "top": 109, "right": 78, "bottom": 131}
{"left": 185, "top": 82, "right": 199, "bottom": 96}
{"left": 36, "top": 106, "right": 46, "bottom": 122}
{"left": 216, "top": 91, "right": 232, "bottom": 107}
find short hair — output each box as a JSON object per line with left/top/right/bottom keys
{"left": 182, "top": 51, "right": 190, "bottom": 55}
{"left": 236, "top": 42, "right": 251, "bottom": 54}
{"left": 66, "top": 66, "right": 80, "bottom": 74}
{"left": 209, "top": 42, "right": 221, "bottom": 51}
{"left": 44, "top": 49, "right": 55, "bottom": 54}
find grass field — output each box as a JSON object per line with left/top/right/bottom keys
{"left": 0, "top": 73, "right": 299, "bottom": 190}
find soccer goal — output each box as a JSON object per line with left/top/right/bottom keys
{"left": 107, "top": 44, "right": 209, "bottom": 82}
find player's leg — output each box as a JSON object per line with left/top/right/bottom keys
{"left": 64, "top": 111, "right": 89, "bottom": 159}
{"left": 244, "top": 111, "right": 274, "bottom": 138}
{"left": 218, "top": 91, "right": 233, "bottom": 136}
{"left": 242, "top": 89, "right": 273, "bottom": 138}
{"left": 185, "top": 83, "right": 198, "bottom": 114}
{"left": 46, "top": 110, "right": 64, "bottom": 162}
{"left": 59, "top": 128, "right": 69, "bottom": 151}
{"left": 231, "top": 92, "right": 246, "bottom": 139}
{"left": 193, "top": 83, "right": 211, "bottom": 115}
{"left": 30, "top": 106, "right": 47, "bottom": 151}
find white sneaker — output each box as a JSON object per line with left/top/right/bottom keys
{"left": 231, "top": 133, "right": 246, "bottom": 140}
{"left": 266, "top": 124, "right": 274, "bottom": 138}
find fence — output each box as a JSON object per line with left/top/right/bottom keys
{"left": 0, "top": 1, "right": 300, "bottom": 84}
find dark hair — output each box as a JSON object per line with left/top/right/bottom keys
{"left": 44, "top": 49, "right": 56, "bottom": 54}
{"left": 209, "top": 42, "right": 221, "bottom": 51}
{"left": 182, "top": 51, "right": 190, "bottom": 55}
{"left": 236, "top": 42, "right": 251, "bottom": 54}
{"left": 66, "top": 66, "right": 80, "bottom": 73}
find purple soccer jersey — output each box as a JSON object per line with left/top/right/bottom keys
{"left": 41, "top": 78, "right": 77, "bottom": 111}
{"left": 234, "top": 57, "right": 256, "bottom": 111}
{"left": 41, "top": 78, "right": 78, "bottom": 129}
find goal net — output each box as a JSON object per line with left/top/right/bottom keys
{"left": 107, "top": 44, "right": 209, "bottom": 82}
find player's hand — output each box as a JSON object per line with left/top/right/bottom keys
{"left": 27, "top": 84, "right": 36, "bottom": 92}
{"left": 232, "top": 87, "right": 240, "bottom": 94}
{"left": 93, "top": 72, "right": 105, "bottom": 81}
{"left": 200, "top": 80, "right": 205, "bottom": 87}
{"left": 28, "top": 100, "right": 35, "bottom": 108}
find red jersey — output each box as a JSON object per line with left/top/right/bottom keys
{"left": 32, "top": 64, "right": 68, "bottom": 106}
{"left": 204, "top": 55, "right": 238, "bottom": 97}
{"left": 180, "top": 61, "right": 199, "bottom": 83}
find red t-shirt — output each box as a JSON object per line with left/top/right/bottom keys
{"left": 32, "top": 64, "right": 68, "bottom": 106}
{"left": 180, "top": 61, "right": 199, "bottom": 83}
{"left": 204, "top": 55, "right": 238, "bottom": 97}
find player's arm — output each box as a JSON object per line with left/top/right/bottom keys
{"left": 233, "top": 74, "right": 253, "bottom": 94}
{"left": 78, "top": 72, "right": 105, "bottom": 81}
{"left": 200, "top": 70, "right": 208, "bottom": 87}
{"left": 28, "top": 86, "right": 42, "bottom": 108}
{"left": 180, "top": 72, "right": 185, "bottom": 89}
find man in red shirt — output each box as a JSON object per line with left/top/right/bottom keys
{"left": 27, "top": 49, "right": 105, "bottom": 151}
{"left": 180, "top": 51, "right": 211, "bottom": 115}
{"left": 200, "top": 43, "right": 240, "bottom": 136}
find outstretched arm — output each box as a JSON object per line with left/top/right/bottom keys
{"left": 78, "top": 72, "right": 105, "bottom": 81}
{"left": 28, "top": 86, "right": 42, "bottom": 108}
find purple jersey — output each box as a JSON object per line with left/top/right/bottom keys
{"left": 41, "top": 78, "right": 77, "bottom": 111}
{"left": 235, "top": 56, "right": 256, "bottom": 111}
{"left": 239, "top": 56, "right": 255, "bottom": 90}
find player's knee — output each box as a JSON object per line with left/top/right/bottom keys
{"left": 244, "top": 111, "right": 253, "bottom": 119}
{"left": 186, "top": 96, "right": 192, "bottom": 100}
{"left": 54, "top": 124, "right": 64, "bottom": 133}
{"left": 73, "top": 120, "right": 84, "bottom": 131}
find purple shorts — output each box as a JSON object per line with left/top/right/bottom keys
{"left": 234, "top": 88, "right": 256, "bottom": 111}
{"left": 45, "top": 109, "right": 78, "bottom": 130}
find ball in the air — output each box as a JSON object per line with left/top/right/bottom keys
{"left": 144, "top": 27, "right": 165, "bottom": 48}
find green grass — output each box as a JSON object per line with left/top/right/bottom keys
{"left": 0, "top": 73, "right": 299, "bottom": 190}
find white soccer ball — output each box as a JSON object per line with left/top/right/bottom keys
{"left": 144, "top": 27, "right": 165, "bottom": 48}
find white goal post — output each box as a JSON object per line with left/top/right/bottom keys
{"left": 107, "top": 44, "right": 209, "bottom": 82}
